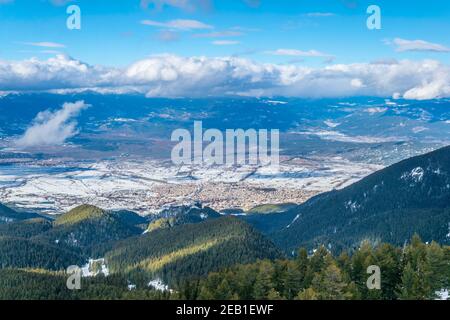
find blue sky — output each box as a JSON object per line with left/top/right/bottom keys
{"left": 1, "top": 0, "right": 450, "bottom": 100}
{"left": 1, "top": 0, "right": 450, "bottom": 67}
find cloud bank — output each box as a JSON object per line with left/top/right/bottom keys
{"left": 1, "top": 54, "right": 450, "bottom": 100}
{"left": 15, "top": 100, "right": 89, "bottom": 147}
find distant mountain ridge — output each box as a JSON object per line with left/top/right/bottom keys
{"left": 0, "top": 203, "right": 43, "bottom": 224}
{"left": 146, "top": 202, "right": 221, "bottom": 232}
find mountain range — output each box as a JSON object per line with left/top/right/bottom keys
{"left": 241, "top": 146, "right": 450, "bottom": 253}
{"left": 0, "top": 146, "right": 450, "bottom": 294}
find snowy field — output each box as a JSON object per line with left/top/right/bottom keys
{"left": 0, "top": 156, "right": 382, "bottom": 215}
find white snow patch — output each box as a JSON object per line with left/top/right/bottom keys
{"left": 401, "top": 167, "right": 424, "bottom": 183}
{"left": 0, "top": 216, "right": 14, "bottom": 223}
{"left": 385, "top": 100, "right": 397, "bottom": 106}
{"left": 436, "top": 289, "right": 448, "bottom": 300}
{"left": 294, "top": 130, "right": 401, "bottom": 144}
{"left": 324, "top": 120, "right": 340, "bottom": 128}
{"left": 365, "top": 107, "right": 388, "bottom": 115}
{"left": 148, "top": 278, "right": 172, "bottom": 292}
{"left": 412, "top": 126, "right": 428, "bottom": 134}
{"left": 81, "top": 258, "right": 109, "bottom": 277}
{"left": 345, "top": 200, "right": 360, "bottom": 213}
{"left": 265, "top": 100, "right": 288, "bottom": 105}
{"left": 287, "top": 214, "right": 300, "bottom": 229}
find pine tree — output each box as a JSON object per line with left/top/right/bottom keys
{"left": 399, "top": 234, "right": 432, "bottom": 299}
{"left": 296, "top": 248, "right": 309, "bottom": 276}
{"left": 282, "top": 262, "right": 303, "bottom": 299}
{"left": 311, "top": 263, "right": 348, "bottom": 300}
{"left": 372, "top": 243, "right": 402, "bottom": 300}
{"left": 296, "top": 288, "right": 319, "bottom": 300}
{"left": 253, "top": 261, "right": 275, "bottom": 300}
{"left": 216, "top": 279, "right": 233, "bottom": 300}
{"left": 398, "top": 262, "right": 422, "bottom": 300}
{"left": 350, "top": 240, "right": 374, "bottom": 299}
{"left": 303, "top": 246, "right": 329, "bottom": 288}
{"left": 267, "top": 288, "right": 284, "bottom": 300}
{"left": 425, "top": 241, "right": 446, "bottom": 298}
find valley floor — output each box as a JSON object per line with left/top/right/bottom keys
{"left": 0, "top": 156, "right": 382, "bottom": 215}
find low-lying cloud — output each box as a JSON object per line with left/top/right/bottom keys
{"left": 15, "top": 100, "right": 90, "bottom": 147}
{"left": 1, "top": 54, "right": 450, "bottom": 100}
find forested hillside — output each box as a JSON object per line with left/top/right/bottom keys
{"left": 0, "top": 237, "right": 84, "bottom": 270}
{"left": 107, "top": 216, "right": 284, "bottom": 286}
{"left": 0, "top": 269, "right": 169, "bottom": 300}
{"left": 0, "top": 218, "right": 52, "bottom": 238}
{"left": 35, "top": 205, "right": 144, "bottom": 256}
{"left": 269, "top": 146, "right": 450, "bottom": 253}
{"left": 1, "top": 236, "right": 446, "bottom": 300}
{"left": 180, "top": 235, "right": 449, "bottom": 300}
{"left": 0, "top": 148, "right": 450, "bottom": 300}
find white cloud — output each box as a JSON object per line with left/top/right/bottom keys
{"left": 15, "top": 101, "right": 89, "bottom": 147}
{"left": 212, "top": 40, "right": 240, "bottom": 46}
{"left": 21, "top": 42, "right": 66, "bottom": 48}
{"left": 305, "top": 12, "right": 335, "bottom": 17}
{"left": 391, "top": 38, "right": 450, "bottom": 53}
{"left": 267, "top": 49, "right": 334, "bottom": 58}
{"left": 403, "top": 79, "right": 450, "bottom": 100}
{"left": 193, "top": 31, "right": 244, "bottom": 38}
{"left": 0, "top": 54, "right": 119, "bottom": 91}
{"left": 392, "top": 92, "right": 402, "bottom": 99}
{"left": 1, "top": 54, "right": 450, "bottom": 100}
{"left": 141, "top": 19, "right": 213, "bottom": 30}
{"left": 350, "top": 78, "right": 365, "bottom": 88}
